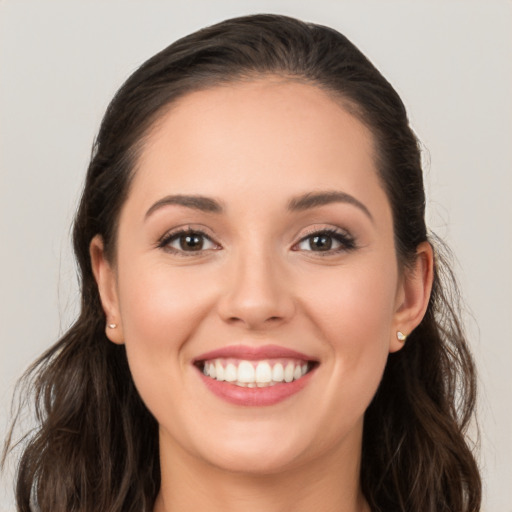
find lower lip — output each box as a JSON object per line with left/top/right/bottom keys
{"left": 198, "top": 368, "right": 315, "bottom": 406}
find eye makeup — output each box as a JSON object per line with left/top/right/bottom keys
{"left": 156, "top": 224, "right": 357, "bottom": 258}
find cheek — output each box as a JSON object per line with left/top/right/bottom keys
{"left": 303, "top": 258, "right": 397, "bottom": 341}
{"left": 119, "top": 261, "right": 214, "bottom": 340}
{"left": 115, "top": 261, "right": 217, "bottom": 388}
{"left": 300, "top": 259, "right": 398, "bottom": 401}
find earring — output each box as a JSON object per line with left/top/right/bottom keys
{"left": 107, "top": 323, "right": 118, "bottom": 329}
{"left": 397, "top": 331, "right": 407, "bottom": 342}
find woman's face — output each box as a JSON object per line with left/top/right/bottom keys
{"left": 94, "top": 79, "right": 415, "bottom": 475}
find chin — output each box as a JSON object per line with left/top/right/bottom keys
{"left": 188, "top": 423, "right": 318, "bottom": 476}
{"left": 203, "top": 445, "right": 305, "bottom": 476}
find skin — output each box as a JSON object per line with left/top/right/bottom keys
{"left": 91, "top": 78, "right": 433, "bottom": 512}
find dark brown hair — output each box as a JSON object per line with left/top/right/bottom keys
{"left": 3, "top": 14, "right": 480, "bottom": 512}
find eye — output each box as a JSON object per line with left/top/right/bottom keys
{"left": 294, "top": 229, "right": 356, "bottom": 253}
{"left": 158, "top": 229, "right": 220, "bottom": 255}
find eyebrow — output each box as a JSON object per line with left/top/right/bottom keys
{"left": 145, "top": 190, "right": 373, "bottom": 221}
{"left": 145, "top": 194, "right": 224, "bottom": 219}
{"left": 287, "top": 191, "right": 373, "bottom": 222}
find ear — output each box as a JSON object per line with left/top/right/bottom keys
{"left": 90, "top": 235, "right": 124, "bottom": 345}
{"left": 390, "top": 241, "right": 434, "bottom": 353}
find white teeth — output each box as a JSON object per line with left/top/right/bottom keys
{"left": 255, "top": 361, "right": 272, "bottom": 383}
{"left": 215, "top": 361, "right": 225, "bottom": 381}
{"left": 284, "top": 362, "right": 294, "bottom": 383}
{"left": 202, "top": 358, "right": 311, "bottom": 386}
{"left": 272, "top": 363, "right": 284, "bottom": 382}
{"left": 225, "top": 363, "right": 237, "bottom": 382}
{"left": 237, "top": 361, "right": 255, "bottom": 383}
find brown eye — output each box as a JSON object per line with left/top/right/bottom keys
{"left": 160, "top": 229, "right": 219, "bottom": 254}
{"left": 179, "top": 233, "right": 204, "bottom": 251}
{"left": 309, "top": 234, "right": 333, "bottom": 251}
{"left": 295, "top": 229, "right": 356, "bottom": 253}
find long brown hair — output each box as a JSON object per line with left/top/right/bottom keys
{"left": 3, "top": 14, "right": 480, "bottom": 512}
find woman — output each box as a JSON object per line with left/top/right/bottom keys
{"left": 3, "top": 14, "right": 481, "bottom": 512}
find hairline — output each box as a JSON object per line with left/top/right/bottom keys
{"left": 105, "top": 72, "right": 391, "bottom": 265}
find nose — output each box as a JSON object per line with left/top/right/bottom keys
{"left": 217, "top": 247, "right": 296, "bottom": 330}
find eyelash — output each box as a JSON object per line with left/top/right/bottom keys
{"left": 157, "top": 227, "right": 220, "bottom": 256}
{"left": 292, "top": 228, "right": 356, "bottom": 255}
{"left": 157, "top": 227, "right": 356, "bottom": 257}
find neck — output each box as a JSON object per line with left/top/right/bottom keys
{"left": 153, "top": 429, "right": 369, "bottom": 512}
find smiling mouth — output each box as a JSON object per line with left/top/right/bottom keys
{"left": 196, "top": 358, "right": 316, "bottom": 388}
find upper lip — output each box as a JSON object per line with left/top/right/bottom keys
{"left": 194, "top": 344, "right": 316, "bottom": 362}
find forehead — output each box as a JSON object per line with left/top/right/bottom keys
{"left": 143, "top": 78, "right": 374, "bottom": 160}
{"left": 128, "top": 79, "right": 387, "bottom": 217}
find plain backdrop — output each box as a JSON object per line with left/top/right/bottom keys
{"left": 1, "top": 1, "right": 511, "bottom": 511}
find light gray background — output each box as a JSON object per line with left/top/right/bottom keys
{"left": 1, "top": 1, "right": 511, "bottom": 510}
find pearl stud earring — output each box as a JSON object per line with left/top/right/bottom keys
{"left": 107, "top": 323, "right": 118, "bottom": 329}
{"left": 397, "top": 331, "right": 407, "bottom": 342}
